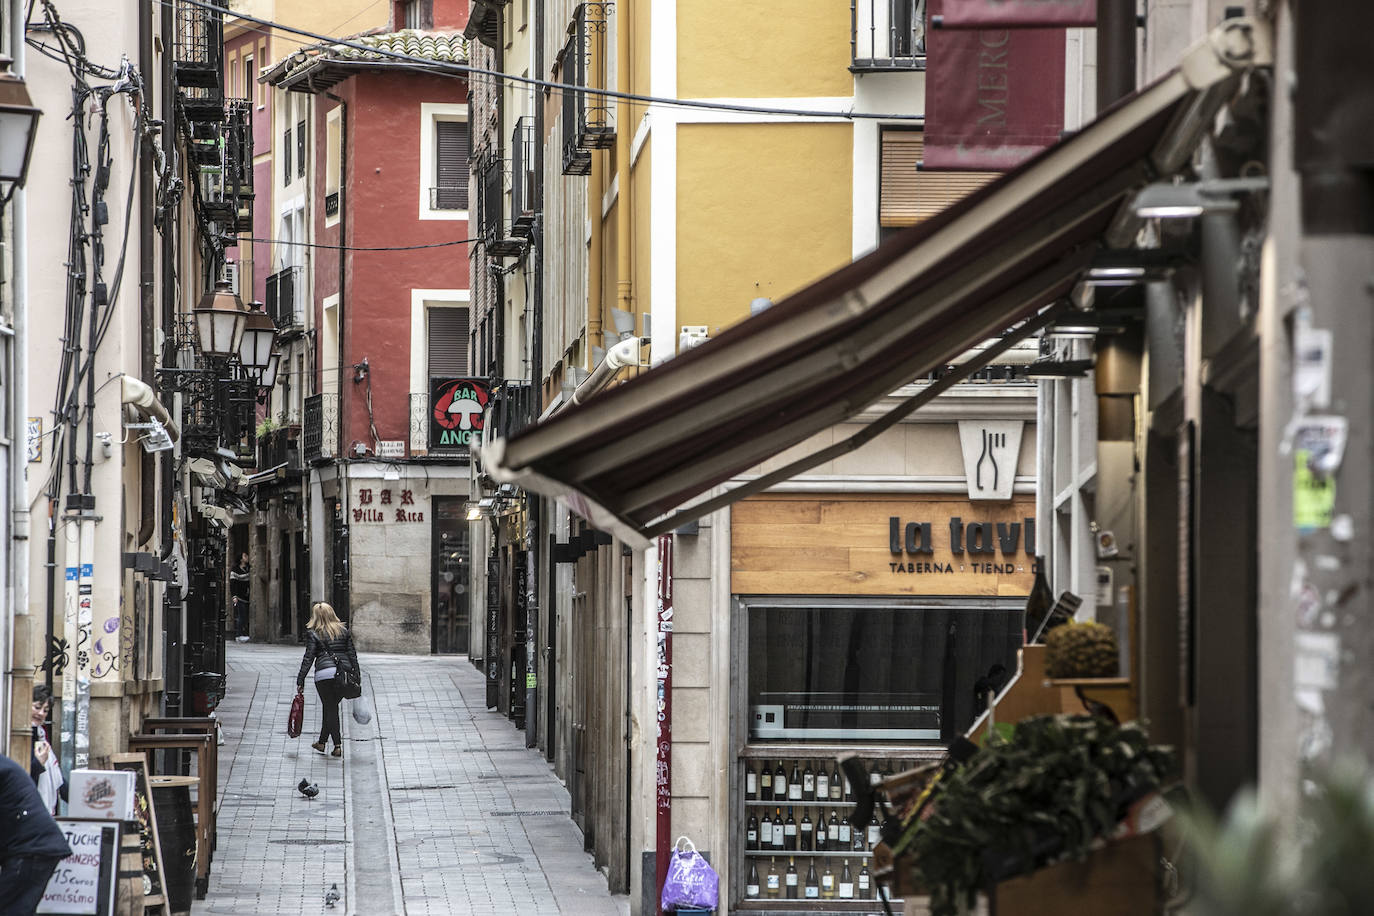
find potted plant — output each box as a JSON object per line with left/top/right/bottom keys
{"left": 890, "top": 715, "right": 1176, "bottom": 916}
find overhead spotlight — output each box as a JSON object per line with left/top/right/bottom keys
{"left": 1085, "top": 250, "right": 1187, "bottom": 286}
{"left": 1132, "top": 176, "right": 1269, "bottom": 219}
{"left": 1025, "top": 358, "right": 1095, "bottom": 380}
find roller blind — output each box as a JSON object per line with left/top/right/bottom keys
{"left": 427, "top": 306, "right": 470, "bottom": 378}
{"left": 435, "top": 120, "right": 471, "bottom": 209}
{"left": 880, "top": 130, "right": 999, "bottom": 227}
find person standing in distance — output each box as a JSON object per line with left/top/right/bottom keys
{"left": 0, "top": 753, "right": 72, "bottom": 915}
{"left": 296, "top": 602, "right": 359, "bottom": 758}
{"left": 230, "top": 552, "right": 251, "bottom": 641}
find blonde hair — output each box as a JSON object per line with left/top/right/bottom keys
{"left": 308, "top": 602, "right": 346, "bottom": 641}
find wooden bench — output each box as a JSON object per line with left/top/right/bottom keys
{"left": 127, "top": 733, "right": 214, "bottom": 898}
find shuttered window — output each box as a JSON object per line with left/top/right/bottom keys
{"left": 427, "top": 306, "right": 470, "bottom": 379}
{"left": 879, "top": 129, "right": 999, "bottom": 228}
{"left": 433, "top": 120, "right": 470, "bottom": 210}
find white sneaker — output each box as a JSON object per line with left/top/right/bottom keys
{"left": 236, "top": 635, "right": 250, "bottom": 643}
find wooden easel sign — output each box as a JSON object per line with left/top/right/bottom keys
{"left": 37, "top": 820, "right": 120, "bottom": 916}
{"left": 108, "top": 752, "right": 168, "bottom": 909}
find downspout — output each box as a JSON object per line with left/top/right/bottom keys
{"left": 5, "top": 0, "right": 30, "bottom": 761}
{"left": 160, "top": 0, "right": 182, "bottom": 716}
{"left": 138, "top": 0, "right": 156, "bottom": 548}
{"left": 585, "top": 36, "right": 603, "bottom": 372}
{"left": 614, "top": 0, "right": 632, "bottom": 347}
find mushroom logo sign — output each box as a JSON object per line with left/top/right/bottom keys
{"left": 430, "top": 377, "right": 491, "bottom": 449}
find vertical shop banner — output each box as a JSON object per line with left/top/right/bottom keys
{"left": 934, "top": 0, "right": 1094, "bottom": 27}
{"left": 923, "top": 0, "right": 1067, "bottom": 170}
{"left": 653, "top": 535, "right": 674, "bottom": 914}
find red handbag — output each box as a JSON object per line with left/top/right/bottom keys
{"left": 287, "top": 692, "right": 304, "bottom": 738}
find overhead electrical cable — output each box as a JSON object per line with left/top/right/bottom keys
{"left": 177, "top": 0, "right": 925, "bottom": 123}
{"left": 234, "top": 235, "right": 479, "bottom": 252}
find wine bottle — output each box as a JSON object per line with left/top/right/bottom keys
{"left": 843, "top": 767, "right": 853, "bottom": 801}
{"left": 784, "top": 807, "right": 798, "bottom": 851}
{"left": 765, "top": 858, "right": 781, "bottom": 898}
{"left": 760, "top": 809, "right": 773, "bottom": 851}
{"left": 827, "top": 811, "right": 841, "bottom": 845}
{"left": 839, "top": 859, "right": 854, "bottom": 899}
{"left": 815, "top": 811, "right": 829, "bottom": 851}
{"left": 747, "top": 813, "right": 759, "bottom": 850}
{"left": 788, "top": 762, "right": 802, "bottom": 801}
{"left": 821, "top": 864, "right": 837, "bottom": 899}
{"left": 774, "top": 760, "right": 788, "bottom": 801}
{"left": 802, "top": 761, "right": 815, "bottom": 801}
{"left": 867, "top": 812, "right": 882, "bottom": 849}
{"left": 760, "top": 761, "right": 772, "bottom": 798}
{"left": 773, "top": 807, "right": 785, "bottom": 850}
{"left": 829, "top": 762, "right": 842, "bottom": 801}
{"left": 852, "top": 825, "right": 865, "bottom": 852}
{"left": 805, "top": 859, "right": 820, "bottom": 899}
{"left": 869, "top": 761, "right": 883, "bottom": 786}
{"left": 785, "top": 857, "right": 798, "bottom": 899}
{"left": 746, "top": 762, "right": 757, "bottom": 800}
{"left": 799, "top": 810, "right": 814, "bottom": 851}
{"left": 746, "top": 862, "right": 760, "bottom": 898}
{"left": 837, "top": 812, "right": 852, "bottom": 846}
{"left": 858, "top": 862, "right": 872, "bottom": 899}
{"left": 816, "top": 762, "right": 829, "bottom": 800}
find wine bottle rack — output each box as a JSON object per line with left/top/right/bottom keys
{"left": 735, "top": 753, "right": 912, "bottom": 907}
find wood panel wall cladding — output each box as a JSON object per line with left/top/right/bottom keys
{"left": 731, "top": 494, "right": 1036, "bottom": 597}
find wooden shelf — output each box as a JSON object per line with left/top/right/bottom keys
{"left": 746, "top": 799, "right": 858, "bottom": 808}
{"left": 746, "top": 849, "right": 875, "bottom": 859}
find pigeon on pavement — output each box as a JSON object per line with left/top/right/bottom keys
{"left": 325, "top": 883, "right": 340, "bottom": 908}
{"left": 297, "top": 778, "right": 319, "bottom": 799}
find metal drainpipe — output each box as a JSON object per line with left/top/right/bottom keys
{"left": 614, "top": 0, "right": 632, "bottom": 354}
{"left": 160, "top": 0, "right": 181, "bottom": 717}
{"left": 1095, "top": 0, "right": 1136, "bottom": 112}
{"left": 138, "top": 0, "right": 156, "bottom": 549}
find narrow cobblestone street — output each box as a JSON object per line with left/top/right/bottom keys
{"left": 205, "top": 643, "right": 629, "bottom": 915}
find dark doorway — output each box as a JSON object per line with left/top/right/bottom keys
{"left": 294, "top": 531, "right": 309, "bottom": 638}
{"left": 432, "top": 497, "right": 471, "bottom": 654}
{"left": 279, "top": 530, "right": 292, "bottom": 637}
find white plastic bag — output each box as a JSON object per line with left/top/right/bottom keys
{"left": 351, "top": 697, "right": 373, "bottom": 725}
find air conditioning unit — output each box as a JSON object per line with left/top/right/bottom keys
{"left": 221, "top": 260, "right": 240, "bottom": 295}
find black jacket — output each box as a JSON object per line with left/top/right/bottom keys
{"left": 297, "top": 627, "right": 359, "bottom": 688}
{"left": 0, "top": 754, "right": 71, "bottom": 860}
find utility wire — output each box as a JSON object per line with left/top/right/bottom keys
{"left": 234, "top": 235, "right": 479, "bottom": 252}
{"left": 181, "top": 0, "right": 925, "bottom": 122}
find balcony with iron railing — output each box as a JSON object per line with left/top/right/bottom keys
{"left": 852, "top": 0, "right": 926, "bottom": 71}
{"left": 560, "top": 3, "right": 613, "bottom": 175}
{"left": 266, "top": 266, "right": 304, "bottom": 332}
{"left": 256, "top": 424, "right": 301, "bottom": 471}
{"left": 510, "top": 117, "right": 537, "bottom": 238}
{"left": 477, "top": 155, "right": 527, "bottom": 258}
{"left": 325, "top": 191, "right": 340, "bottom": 216}
{"left": 224, "top": 99, "right": 254, "bottom": 232}
{"left": 430, "top": 184, "right": 468, "bottom": 211}
{"left": 175, "top": 0, "right": 223, "bottom": 88}
{"left": 303, "top": 393, "right": 340, "bottom": 463}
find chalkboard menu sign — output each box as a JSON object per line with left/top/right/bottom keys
{"left": 108, "top": 753, "right": 166, "bottom": 903}
{"left": 37, "top": 820, "right": 119, "bottom": 916}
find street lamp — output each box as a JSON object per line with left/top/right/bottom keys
{"left": 259, "top": 351, "right": 280, "bottom": 390}
{"left": 0, "top": 55, "right": 40, "bottom": 195}
{"left": 237, "top": 300, "right": 277, "bottom": 383}
{"left": 193, "top": 280, "right": 247, "bottom": 357}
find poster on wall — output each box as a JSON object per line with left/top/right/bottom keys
{"left": 38, "top": 820, "right": 120, "bottom": 916}
{"left": 429, "top": 378, "right": 491, "bottom": 452}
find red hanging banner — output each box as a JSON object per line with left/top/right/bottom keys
{"left": 923, "top": 0, "right": 1067, "bottom": 170}
{"left": 933, "top": 0, "right": 1095, "bottom": 28}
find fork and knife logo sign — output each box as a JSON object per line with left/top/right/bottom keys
{"left": 958, "top": 420, "right": 1024, "bottom": 501}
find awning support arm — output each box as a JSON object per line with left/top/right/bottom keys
{"left": 640, "top": 302, "right": 1067, "bottom": 539}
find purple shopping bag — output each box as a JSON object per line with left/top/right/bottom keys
{"left": 660, "top": 836, "right": 718, "bottom": 912}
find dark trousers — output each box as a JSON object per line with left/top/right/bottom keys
{"left": 233, "top": 597, "right": 248, "bottom": 636}
{"left": 0, "top": 854, "right": 65, "bottom": 916}
{"left": 315, "top": 677, "right": 343, "bottom": 746}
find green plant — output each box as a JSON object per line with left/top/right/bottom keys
{"left": 255, "top": 416, "right": 280, "bottom": 437}
{"left": 892, "top": 715, "right": 1176, "bottom": 916}
{"left": 1045, "top": 620, "right": 1120, "bottom": 678}
{"left": 1183, "top": 758, "right": 1374, "bottom": 916}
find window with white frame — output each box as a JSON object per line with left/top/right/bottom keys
{"left": 419, "top": 103, "right": 470, "bottom": 220}
{"left": 325, "top": 107, "right": 341, "bottom": 223}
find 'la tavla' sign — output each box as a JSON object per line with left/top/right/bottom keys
{"left": 889, "top": 515, "right": 1035, "bottom": 573}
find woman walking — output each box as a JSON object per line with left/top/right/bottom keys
{"left": 296, "top": 602, "right": 359, "bottom": 757}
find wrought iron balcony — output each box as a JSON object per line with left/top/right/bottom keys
{"left": 303, "top": 393, "right": 339, "bottom": 463}
{"left": 511, "top": 117, "right": 537, "bottom": 238}
{"left": 560, "top": 3, "right": 614, "bottom": 175}
{"left": 175, "top": 0, "right": 224, "bottom": 89}
{"left": 429, "top": 185, "right": 468, "bottom": 210}
{"left": 256, "top": 424, "right": 301, "bottom": 471}
{"left": 477, "top": 155, "right": 527, "bottom": 258}
{"left": 490, "top": 382, "right": 535, "bottom": 441}
{"left": 225, "top": 98, "right": 254, "bottom": 199}
{"left": 266, "top": 266, "right": 304, "bottom": 331}
{"left": 852, "top": 0, "right": 927, "bottom": 71}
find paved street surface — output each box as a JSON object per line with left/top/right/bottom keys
{"left": 206, "top": 643, "right": 629, "bottom": 915}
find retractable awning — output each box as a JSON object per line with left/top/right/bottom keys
{"left": 486, "top": 20, "right": 1270, "bottom": 548}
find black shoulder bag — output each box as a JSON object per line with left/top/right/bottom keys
{"left": 331, "top": 633, "right": 363, "bottom": 699}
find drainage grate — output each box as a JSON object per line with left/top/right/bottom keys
{"left": 269, "top": 838, "right": 347, "bottom": 845}
{"left": 391, "top": 784, "right": 460, "bottom": 791}
{"left": 490, "top": 810, "right": 565, "bottom": 817}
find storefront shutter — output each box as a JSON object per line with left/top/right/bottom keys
{"left": 427, "top": 306, "right": 470, "bottom": 379}
{"left": 435, "top": 120, "right": 471, "bottom": 209}
{"left": 879, "top": 130, "right": 999, "bottom": 227}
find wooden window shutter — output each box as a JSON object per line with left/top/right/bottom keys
{"left": 435, "top": 120, "right": 471, "bottom": 209}
{"left": 427, "top": 307, "right": 470, "bottom": 379}
{"left": 880, "top": 130, "right": 999, "bottom": 228}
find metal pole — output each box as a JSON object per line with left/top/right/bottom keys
{"left": 653, "top": 534, "right": 673, "bottom": 915}
{"left": 1096, "top": 0, "right": 1135, "bottom": 112}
